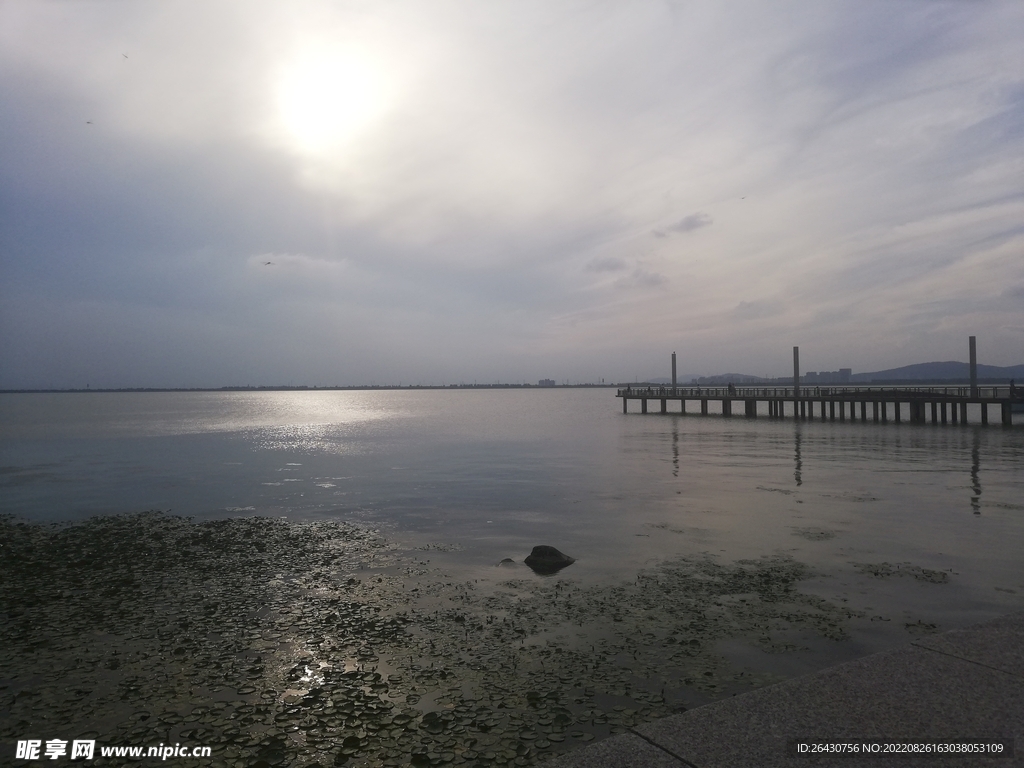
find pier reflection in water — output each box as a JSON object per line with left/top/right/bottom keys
{"left": 971, "top": 431, "right": 982, "bottom": 515}
{"left": 794, "top": 427, "right": 803, "bottom": 487}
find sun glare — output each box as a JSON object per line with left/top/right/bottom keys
{"left": 274, "top": 49, "right": 387, "bottom": 155}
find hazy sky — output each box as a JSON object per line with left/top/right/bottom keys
{"left": 2, "top": 0, "right": 1022, "bottom": 388}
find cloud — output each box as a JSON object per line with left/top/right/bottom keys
{"left": 732, "top": 300, "right": 783, "bottom": 321}
{"left": 616, "top": 268, "right": 667, "bottom": 290}
{"left": 653, "top": 212, "right": 713, "bottom": 238}
{"left": 585, "top": 256, "right": 628, "bottom": 272}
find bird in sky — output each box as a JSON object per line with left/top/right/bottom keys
{"left": 122, "top": 53, "right": 128, "bottom": 58}
{"left": 263, "top": 261, "right": 273, "bottom": 266}
{"left": 86, "top": 121, "right": 92, "bottom": 124}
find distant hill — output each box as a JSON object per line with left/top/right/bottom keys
{"left": 851, "top": 362, "right": 1024, "bottom": 382}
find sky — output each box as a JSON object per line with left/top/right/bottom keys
{"left": 1, "top": 0, "right": 1022, "bottom": 388}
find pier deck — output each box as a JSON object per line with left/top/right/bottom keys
{"left": 617, "top": 385, "right": 1022, "bottom": 425}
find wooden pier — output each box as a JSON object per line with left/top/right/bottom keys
{"left": 617, "top": 384, "right": 1021, "bottom": 426}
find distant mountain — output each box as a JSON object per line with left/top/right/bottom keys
{"left": 851, "top": 362, "right": 1024, "bottom": 382}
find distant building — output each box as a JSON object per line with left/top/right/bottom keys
{"left": 538, "top": 379, "right": 556, "bottom": 387}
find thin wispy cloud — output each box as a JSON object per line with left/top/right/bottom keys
{"left": 653, "top": 213, "right": 712, "bottom": 238}
{"left": 585, "top": 257, "right": 628, "bottom": 273}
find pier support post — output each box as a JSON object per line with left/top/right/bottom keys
{"left": 881, "top": 402, "right": 888, "bottom": 422}
{"left": 681, "top": 399, "right": 686, "bottom": 414}
{"left": 872, "top": 402, "right": 879, "bottom": 422}
{"left": 894, "top": 401, "right": 901, "bottom": 422}
{"left": 799, "top": 400, "right": 806, "bottom": 418}
{"left": 911, "top": 402, "right": 925, "bottom": 423}
{"left": 970, "top": 336, "right": 978, "bottom": 400}
{"left": 981, "top": 403, "right": 988, "bottom": 424}
{"left": 821, "top": 400, "right": 827, "bottom": 422}
{"left": 941, "top": 402, "right": 947, "bottom": 424}
{"left": 951, "top": 402, "right": 958, "bottom": 424}
{"left": 960, "top": 402, "right": 968, "bottom": 424}
{"left": 723, "top": 399, "right": 732, "bottom": 416}
{"left": 1003, "top": 402, "right": 1013, "bottom": 426}
{"left": 641, "top": 398, "right": 647, "bottom": 414}
{"left": 931, "top": 402, "right": 937, "bottom": 424}
{"left": 861, "top": 401, "right": 867, "bottom": 422}
{"left": 829, "top": 401, "right": 835, "bottom": 421}
{"left": 839, "top": 401, "right": 846, "bottom": 422}
{"left": 623, "top": 397, "right": 627, "bottom": 414}
{"left": 701, "top": 399, "right": 708, "bottom": 415}
{"left": 661, "top": 398, "right": 667, "bottom": 414}
{"left": 671, "top": 352, "right": 677, "bottom": 395}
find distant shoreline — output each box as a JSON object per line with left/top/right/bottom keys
{"left": 1, "top": 378, "right": 1018, "bottom": 394}
{"left": 0, "top": 383, "right": 616, "bottom": 394}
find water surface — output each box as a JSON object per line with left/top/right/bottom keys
{"left": 2, "top": 388, "right": 1022, "bottom": 677}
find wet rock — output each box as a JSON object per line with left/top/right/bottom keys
{"left": 524, "top": 546, "right": 575, "bottom": 575}
{"left": 497, "top": 558, "right": 517, "bottom": 567}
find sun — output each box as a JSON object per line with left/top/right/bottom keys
{"left": 274, "top": 48, "right": 388, "bottom": 156}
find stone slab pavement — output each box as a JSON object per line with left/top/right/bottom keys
{"left": 544, "top": 612, "right": 1023, "bottom": 767}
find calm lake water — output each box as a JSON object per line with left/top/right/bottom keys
{"left": 2, "top": 388, "right": 1023, "bottom": 677}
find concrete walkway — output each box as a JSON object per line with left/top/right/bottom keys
{"left": 544, "top": 613, "right": 1023, "bottom": 767}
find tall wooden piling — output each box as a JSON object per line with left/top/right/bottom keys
{"left": 793, "top": 347, "right": 800, "bottom": 399}
{"left": 970, "top": 336, "right": 978, "bottom": 400}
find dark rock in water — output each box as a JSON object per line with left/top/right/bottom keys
{"left": 524, "top": 546, "right": 575, "bottom": 575}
